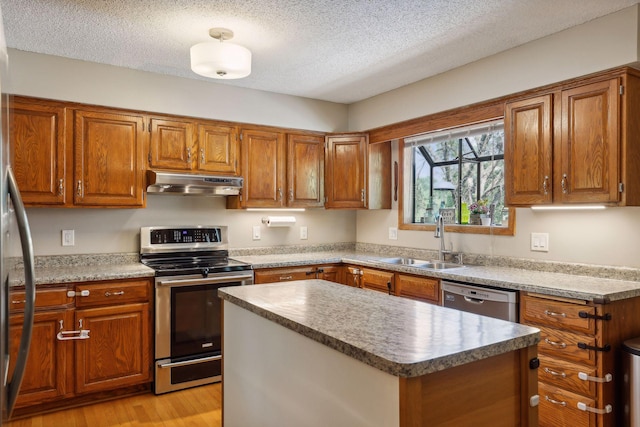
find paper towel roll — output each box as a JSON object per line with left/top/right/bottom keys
{"left": 262, "top": 216, "right": 296, "bottom": 227}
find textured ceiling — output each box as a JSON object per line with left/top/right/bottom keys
{"left": 1, "top": 0, "right": 639, "bottom": 104}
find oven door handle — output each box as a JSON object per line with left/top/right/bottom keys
{"left": 156, "top": 274, "right": 254, "bottom": 287}
{"left": 158, "top": 355, "right": 222, "bottom": 369}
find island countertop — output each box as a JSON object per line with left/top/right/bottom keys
{"left": 219, "top": 279, "right": 540, "bottom": 378}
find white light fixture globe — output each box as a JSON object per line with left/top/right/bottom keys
{"left": 190, "top": 28, "right": 251, "bottom": 79}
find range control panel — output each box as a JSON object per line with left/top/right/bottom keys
{"left": 149, "top": 227, "right": 222, "bottom": 244}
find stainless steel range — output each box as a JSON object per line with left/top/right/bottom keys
{"left": 140, "top": 225, "right": 253, "bottom": 395}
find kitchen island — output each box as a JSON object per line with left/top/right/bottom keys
{"left": 219, "top": 280, "right": 540, "bottom": 427}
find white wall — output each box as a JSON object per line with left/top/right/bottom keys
{"left": 25, "top": 196, "right": 356, "bottom": 255}
{"left": 355, "top": 6, "right": 640, "bottom": 269}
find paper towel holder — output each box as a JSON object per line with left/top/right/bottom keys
{"left": 261, "top": 216, "right": 296, "bottom": 227}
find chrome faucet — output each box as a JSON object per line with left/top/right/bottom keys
{"left": 434, "top": 214, "right": 451, "bottom": 261}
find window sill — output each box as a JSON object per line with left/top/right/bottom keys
{"left": 398, "top": 222, "right": 515, "bottom": 236}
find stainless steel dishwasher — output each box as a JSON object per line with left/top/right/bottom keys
{"left": 441, "top": 280, "right": 518, "bottom": 322}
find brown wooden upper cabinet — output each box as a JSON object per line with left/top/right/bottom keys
{"left": 72, "top": 108, "right": 146, "bottom": 207}
{"left": 228, "top": 129, "right": 324, "bottom": 208}
{"left": 9, "top": 97, "right": 69, "bottom": 206}
{"left": 10, "top": 96, "right": 146, "bottom": 208}
{"left": 505, "top": 71, "right": 640, "bottom": 206}
{"left": 149, "top": 116, "right": 239, "bottom": 175}
{"left": 324, "top": 134, "right": 391, "bottom": 209}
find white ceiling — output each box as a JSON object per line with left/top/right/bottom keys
{"left": 1, "top": 0, "right": 639, "bottom": 104}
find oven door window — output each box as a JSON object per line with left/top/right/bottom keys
{"left": 170, "top": 283, "right": 235, "bottom": 358}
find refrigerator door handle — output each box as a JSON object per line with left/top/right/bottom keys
{"left": 6, "top": 168, "right": 35, "bottom": 417}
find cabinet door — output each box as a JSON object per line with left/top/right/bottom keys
{"left": 318, "top": 265, "right": 342, "bottom": 284}
{"left": 10, "top": 99, "right": 69, "bottom": 206}
{"left": 287, "top": 133, "right": 324, "bottom": 208}
{"left": 73, "top": 109, "right": 146, "bottom": 207}
{"left": 396, "top": 274, "right": 440, "bottom": 304}
{"left": 9, "top": 310, "right": 74, "bottom": 407}
{"left": 325, "top": 134, "right": 367, "bottom": 209}
{"left": 361, "top": 268, "right": 394, "bottom": 294}
{"left": 240, "top": 129, "right": 286, "bottom": 208}
{"left": 197, "top": 123, "right": 239, "bottom": 175}
{"left": 75, "top": 303, "right": 151, "bottom": 394}
{"left": 504, "top": 94, "right": 553, "bottom": 205}
{"left": 560, "top": 79, "right": 620, "bottom": 203}
{"left": 149, "top": 118, "right": 195, "bottom": 170}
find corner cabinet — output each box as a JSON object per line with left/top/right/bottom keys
{"left": 324, "top": 134, "right": 391, "bottom": 209}
{"left": 505, "top": 70, "right": 640, "bottom": 206}
{"left": 520, "top": 292, "right": 640, "bottom": 427}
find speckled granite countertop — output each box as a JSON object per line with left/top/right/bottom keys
{"left": 233, "top": 251, "right": 640, "bottom": 302}
{"left": 219, "top": 279, "right": 540, "bottom": 377}
{"left": 10, "top": 253, "right": 155, "bottom": 287}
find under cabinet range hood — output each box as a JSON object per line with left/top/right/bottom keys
{"left": 146, "top": 170, "right": 243, "bottom": 196}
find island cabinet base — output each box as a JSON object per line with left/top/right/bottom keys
{"left": 223, "top": 301, "right": 538, "bottom": 427}
{"left": 399, "top": 345, "right": 539, "bottom": 427}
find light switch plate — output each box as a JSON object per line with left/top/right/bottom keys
{"left": 530, "top": 232, "right": 549, "bottom": 252}
{"left": 388, "top": 227, "right": 398, "bottom": 240}
{"left": 300, "top": 226, "right": 308, "bottom": 240}
{"left": 62, "top": 229, "right": 75, "bottom": 246}
{"left": 252, "top": 225, "right": 261, "bottom": 241}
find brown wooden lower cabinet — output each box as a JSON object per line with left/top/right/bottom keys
{"left": 8, "top": 278, "right": 153, "bottom": 416}
{"left": 254, "top": 264, "right": 342, "bottom": 284}
{"left": 395, "top": 274, "right": 440, "bottom": 305}
{"left": 361, "top": 267, "right": 394, "bottom": 294}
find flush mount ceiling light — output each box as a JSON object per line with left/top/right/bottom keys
{"left": 190, "top": 27, "right": 251, "bottom": 79}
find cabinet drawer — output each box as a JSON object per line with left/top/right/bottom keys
{"left": 521, "top": 295, "right": 595, "bottom": 334}
{"left": 538, "top": 326, "right": 597, "bottom": 366}
{"left": 74, "top": 279, "right": 151, "bottom": 307}
{"left": 396, "top": 274, "right": 439, "bottom": 304}
{"left": 538, "top": 354, "right": 597, "bottom": 397}
{"left": 254, "top": 267, "right": 315, "bottom": 284}
{"left": 9, "top": 287, "right": 71, "bottom": 312}
{"left": 539, "top": 382, "right": 595, "bottom": 427}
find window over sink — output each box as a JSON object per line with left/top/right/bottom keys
{"left": 400, "top": 119, "right": 515, "bottom": 235}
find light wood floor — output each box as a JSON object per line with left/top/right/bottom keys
{"left": 6, "top": 383, "right": 222, "bottom": 427}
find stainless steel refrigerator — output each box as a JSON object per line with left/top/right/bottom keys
{"left": 0, "top": 4, "right": 36, "bottom": 424}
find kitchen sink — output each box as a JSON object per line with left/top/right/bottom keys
{"left": 378, "top": 257, "right": 465, "bottom": 270}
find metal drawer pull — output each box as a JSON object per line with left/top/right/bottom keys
{"left": 104, "top": 290, "right": 125, "bottom": 297}
{"left": 11, "top": 300, "right": 26, "bottom": 305}
{"left": 578, "top": 372, "right": 612, "bottom": 383}
{"left": 544, "top": 396, "right": 566, "bottom": 407}
{"left": 543, "top": 367, "right": 566, "bottom": 378}
{"left": 544, "top": 310, "right": 566, "bottom": 317}
{"left": 158, "top": 354, "right": 222, "bottom": 369}
{"left": 56, "top": 319, "right": 90, "bottom": 341}
{"left": 544, "top": 338, "right": 567, "bottom": 348}
{"left": 577, "top": 342, "right": 611, "bottom": 352}
{"left": 279, "top": 276, "right": 293, "bottom": 280}
{"left": 577, "top": 402, "right": 612, "bottom": 414}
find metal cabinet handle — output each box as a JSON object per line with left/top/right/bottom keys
{"left": 544, "top": 396, "right": 567, "bottom": 407}
{"left": 544, "top": 338, "right": 567, "bottom": 349}
{"left": 58, "top": 178, "right": 64, "bottom": 196}
{"left": 278, "top": 188, "right": 283, "bottom": 202}
{"left": 200, "top": 148, "right": 205, "bottom": 163}
{"left": 56, "top": 319, "right": 90, "bottom": 341}
{"left": 361, "top": 188, "right": 365, "bottom": 202}
{"left": 289, "top": 188, "right": 293, "bottom": 202}
{"left": 544, "top": 310, "right": 566, "bottom": 317}
{"left": 11, "top": 300, "right": 26, "bottom": 305}
{"left": 186, "top": 147, "right": 192, "bottom": 163}
{"left": 104, "top": 290, "right": 125, "bottom": 297}
{"left": 279, "top": 275, "right": 293, "bottom": 280}
{"left": 543, "top": 367, "right": 566, "bottom": 378}
{"left": 76, "top": 180, "right": 82, "bottom": 197}
{"left": 561, "top": 173, "right": 568, "bottom": 194}
{"left": 542, "top": 176, "right": 549, "bottom": 195}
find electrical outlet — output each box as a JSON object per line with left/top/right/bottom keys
{"left": 531, "top": 232, "right": 549, "bottom": 252}
{"left": 252, "top": 225, "right": 261, "bottom": 241}
{"left": 62, "top": 229, "right": 75, "bottom": 246}
{"left": 300, "top": 226, "right": 308, "bottom": 240}
{"left": 388, "top": 227, "right": 398, "bottom": 240}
